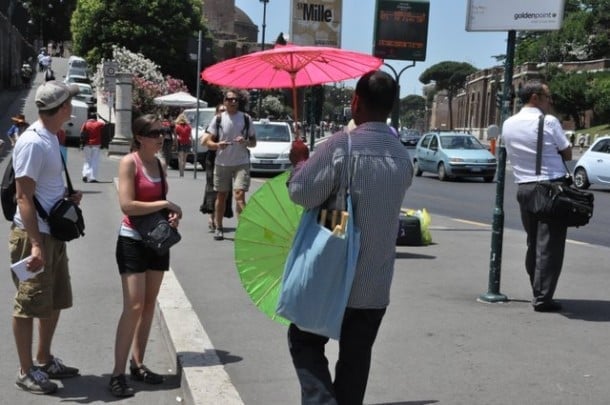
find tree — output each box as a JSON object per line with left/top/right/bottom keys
{"left": 419, "top": 61, "right": 477, "bottom": 130}
{"left": 20, "top": 0, "right": 77, "bottom": 44}
{"left": 71, "top": 0, "right": 204, "bottom": 91}
{"left": 549, "top": 72, "right": 594, "bottom": 129}
{"left": 399, "top": 95, "right": 426, "bottom": 130}
{"left": 588, "top": 72, "right": 610, "bottom": 125}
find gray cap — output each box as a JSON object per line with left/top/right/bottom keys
{"left": 35, "top": 80, "right": 80, "bottom": 111}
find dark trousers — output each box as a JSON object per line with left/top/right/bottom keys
{"left": 288, "top": 307, "right": 386, "bottom": 405}
{"left": 517, "top": 184, "right": 568, "bottom": 306}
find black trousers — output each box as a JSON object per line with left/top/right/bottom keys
{"left": 287, "top": 307, "right": 386, "bottom": 405}
{"left": 517, "top": 184, "right": 568, "bottom": 307}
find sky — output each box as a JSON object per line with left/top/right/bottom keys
{"left": 234, "top": 0, "right": 509, "bottom": 97}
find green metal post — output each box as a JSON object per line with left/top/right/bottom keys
{"left": 384, "top": 61, "right": 416, "bottom": 130}
{"left": 479, "top": 30, "right": 516, "bottom": 303}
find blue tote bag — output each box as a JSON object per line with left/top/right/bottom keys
{"left": 276, "top": 136, "right": 360, "bottom": 340}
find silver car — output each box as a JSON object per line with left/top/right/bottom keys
{"left": 573, "top": 136, "right": 610, "bottom": 189}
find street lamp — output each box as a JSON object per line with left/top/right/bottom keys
{"left": 257, "top": 0, "right": 269, "bottom": 118}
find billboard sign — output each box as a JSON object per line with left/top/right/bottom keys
{"left": 290, "top": 0, "right": 343, "bottom": 47}
{"left": 373, "top": 0, "right": 430, "bottom": 62}
{"left": 466, "top": 0, "right": 566, "bottom": 31}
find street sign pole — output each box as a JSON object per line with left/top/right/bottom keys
{"left": 479, "top": 30, "right": 516, "bottom": 303}
{"left": 384, "top": 61, "right": 416, "bottom": 131}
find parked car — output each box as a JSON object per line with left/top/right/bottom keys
{"left": 249, "top": 119, "right": 294, "bottom": 174}
{"left": 400, "top": 128, "right": 421, "bottom": 147}
{"left": 573, "top": 135, "right": 610, "bottom": 189}
{"left": 413, "top": 131, "right": 497, "bottom": 182}
{"left": 67, "top": 55, "right": 88, "bottom": 70}
{"left": 168, "top": 107, "right": 215, "bottom": 169}
{"left": 73, "top": 82, "right": 96, "bottom": 105}
{"left": 62, "top": 98, "right": 90, "bottom": 144}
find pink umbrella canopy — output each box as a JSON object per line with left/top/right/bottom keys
{"left": 201, "top": 45, "right": 383, "bottom": 131}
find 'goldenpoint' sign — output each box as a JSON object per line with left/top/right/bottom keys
{"left": 290, "top": 0, "right": 342, "bottom": 47}
{"left": 466, "top": 0, "right": 566, "bottom": 31}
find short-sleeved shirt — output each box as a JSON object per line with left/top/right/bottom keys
{"left": 206, "top": 111, "right": 255, "bottom": 167}
{"left": 502, "top": 106, "right": 571, "bottom": 183}
{"left": 13, "top": 122, "right": 65, "bottom": 234}
{"left": 81, "top": 119, "right": 105, "bottom": 146}
{"left": 175, "top": 123, "right": 192, "bottom": 146}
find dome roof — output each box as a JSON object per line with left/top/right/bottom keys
{"left": 235, "top": 6, "right": 256, "bottom": 27}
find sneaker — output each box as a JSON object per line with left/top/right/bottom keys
{"left": 108, "top": 374, "right": 135, "bottom": 397}
{"left": 130, "top": 362, "right": 164, "bottom": 384}
{"left": 214, "top": 227, "right": 224, "bottom": 241}
{"left": 15, "top": 367, "right": 58, "bottom": 394}
{"left": 38, "top": 356, "right": 79, "bottom": 379}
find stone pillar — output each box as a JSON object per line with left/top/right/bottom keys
{"left": 108, "top": 72, "right": 132, "bottom": 156}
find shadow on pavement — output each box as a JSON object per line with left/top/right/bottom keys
{"left": 560, "top": 299, "right": 610, "bottom": 322}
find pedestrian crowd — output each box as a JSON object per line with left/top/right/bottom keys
{"left": 4, "top": 69, "right": 578, "bottom": 404}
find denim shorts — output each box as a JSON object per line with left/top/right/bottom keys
{"left": 115, "top": 235, "right": 170, "bottom": 274}
{"left": 9, "top": 226, "right": 72, "bottom": 318}
{"left": 177, "top": 144, "right": 191, "bottom": 153}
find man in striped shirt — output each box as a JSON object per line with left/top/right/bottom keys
{"left": 287, "top": 70, "right": 413, "bottom": 405}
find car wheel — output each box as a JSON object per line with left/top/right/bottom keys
{"left": 413, "top": 160, "right": 422, "bottom": 176}
{"left": 574, "top": 167, "right": 590, "bottom": 189}
{"left": 483, "top": 175, "right": 494, "bottom": 183}
{"left": 438, "top": 162, "right": 448, "bottom": 181}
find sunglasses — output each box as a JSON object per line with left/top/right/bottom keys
{"left": 141, "top": 129, "right": 164, "bottom": 138}
{"left": 224, "top": 97, "right": 238, "bottom": 102}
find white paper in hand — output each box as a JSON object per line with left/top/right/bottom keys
{"left": 11, "top": 256, "right": 44, "bottom": 281}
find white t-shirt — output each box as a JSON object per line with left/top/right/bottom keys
{"left": 206, "top": 111, "right": 255, "bottom": 167}
{"left": 13, "top": 122, "right": 65, "bottom": 234}
{"left": 502, "top": 107, "right": 570, "bottom": 183}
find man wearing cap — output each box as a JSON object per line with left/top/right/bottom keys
{"left": 9, "top": 80, "right": 83, "bottom": 395}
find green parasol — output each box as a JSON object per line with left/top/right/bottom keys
{"left": 234, "top": 171, "right": 303, "bottom": 324}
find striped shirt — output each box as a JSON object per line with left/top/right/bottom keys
{"left": 288, "top": 122, "right": 413, "bottom": 308}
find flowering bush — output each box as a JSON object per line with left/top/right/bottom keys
{"left": 93, "top": 45, "right": 189, "bottom": 115}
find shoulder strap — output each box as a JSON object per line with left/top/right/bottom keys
{"left": 156, "top": 158, "right": 166, "bottom": 199}
{"left": 535, "top": 115, "right": 544, "bottom": 176}
{"left": 242, "top": 114, "right": 250, "bottom": 138}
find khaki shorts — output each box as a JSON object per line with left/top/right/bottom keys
{"left": 214, "top": 164, "right": 251, "bottom": 192}
{"left": 9, "top": 226, "right": 72, "bottom": 318}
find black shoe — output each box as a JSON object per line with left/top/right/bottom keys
{"left": 214, "top": 227, "right": 224, "bottom": 241}
{"left": 108, "top": 374, "right": 134, "bottom": 397}
{"left": 533, "top": 301, "right": 562, "bottom": 312}
{"left": 89, "top": 179, "right": 99, "bottom": 183}
{"left": 129, "top": 362, "right": 164, "bottom": 385}
{"left": 82, "top": 176, "right": 88, "bottom": 183}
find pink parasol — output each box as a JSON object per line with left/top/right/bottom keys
{"left": 201, "top": 44, "right": 383, "bottom": 133}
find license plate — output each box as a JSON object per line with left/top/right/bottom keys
{"left": 260, "top": 159, "right": 273, "bottom": 164}
{"left": 470, "top": 167, "right": 482, "bottom": 172}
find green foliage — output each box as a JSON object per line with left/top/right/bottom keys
{"left": 399, "top": 95, "right": 426, "bottom": 129}
{"left": 21, "top": 0, "right": 77, "bottom": 42}
{"left": 550, "top": 72, "right": 594, "bottom": 129}
{"left": 419, "top": 61, "right": 477, "bottom": 129}
{"left": 261, "top": 96, "right": 284, "bottom": 119}
{"left": 71, "top": 0, "right": 204, "bottom": 89}
{"left": 589, "top": 73, "right": 610, "bottom": 125}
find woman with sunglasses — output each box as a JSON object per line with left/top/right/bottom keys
{"left": 109, "top": 114, "right": 182, "bottom": 397}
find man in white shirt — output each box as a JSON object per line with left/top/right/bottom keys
{"left": 10, "top": 81, "right": 83, "bottom": 394}
{"left": 204, "top": 90, "right": 256, "bottom": 241}
{"left": 503, "top": 80, "right": 572, "bottom": 312}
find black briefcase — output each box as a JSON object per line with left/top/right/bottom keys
{"left": 396, "top": 214, "right": 422, "bottom": 246}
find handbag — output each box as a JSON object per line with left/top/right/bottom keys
{"left": 276, "top": 133, "right": 361, "bottom": 340}
{"left": 35, "top": 152, "right": 85, "bottom": 241}
{"left": 524, "top": 115, "right": 594, "bottom": 227}
{"left": 129, "top": 158, "right": 181, "bottom": 255}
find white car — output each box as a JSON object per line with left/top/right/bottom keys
{"left": 73, "top": 83, "right": 96, "bottom": 105}
{"left": 573, "top": 135, "right": 610, "bottom": 189}
{"left": 249, "top": 120, "right": 294, "bottom": 173}
{"left": 169, "top": 107, "right": 215, "bottom": 169}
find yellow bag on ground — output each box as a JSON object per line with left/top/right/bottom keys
{"left": 400, "top": 208, "right": 432, "bottom": 245}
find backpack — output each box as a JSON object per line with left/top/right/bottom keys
{"left": 1, "top": 158, "right": 17, "bottom": 221}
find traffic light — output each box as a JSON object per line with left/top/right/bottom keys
{"left": 496, "top": 91, "right": 503, "bottom": 109}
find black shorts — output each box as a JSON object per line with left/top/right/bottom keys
{"left": 116, "top": 235, "right": 170, "bottom": 274}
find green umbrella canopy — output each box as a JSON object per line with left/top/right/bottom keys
{"left": 234, "top": 171, "right": 303, "bottom": 324}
